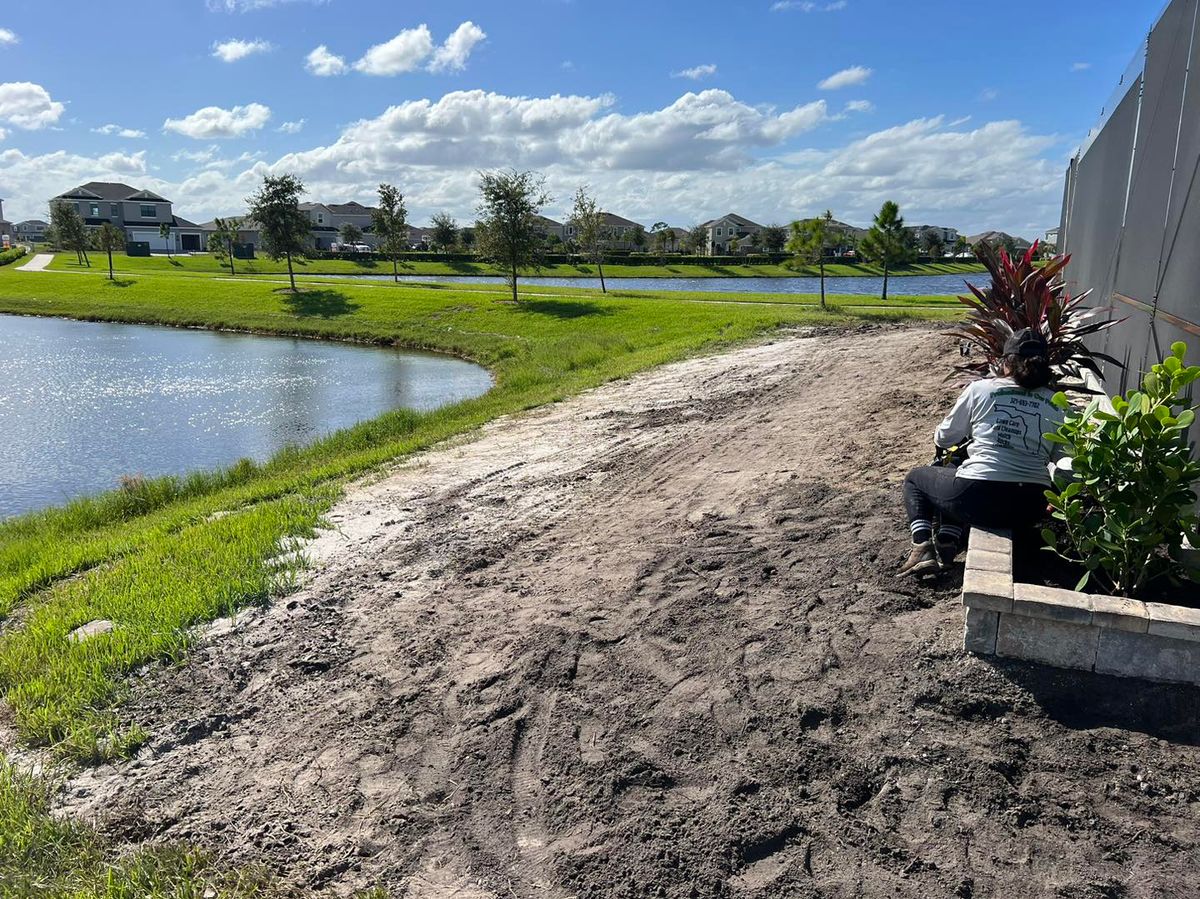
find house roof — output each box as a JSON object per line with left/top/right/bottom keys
{"left": 326, "top": 202, "right": 375, "bottom": 215}
{"left": 55, "top": 182, "right": 171, "bottom": 203}
{"left": 701, "top": 213, "right": 764, "bottom": 230}
{"left": 968, "top": 230, "right": 1031, "bottom": 247}
{"left": 533, "top": 214, "right": 562, "bottom": 228}
{"left": 16, "top": 219, "right": 48, "bottom": 227}
{"left": 599, "top": 212, "right": 641, "bottom": 229}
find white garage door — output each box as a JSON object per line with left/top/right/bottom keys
{"left": 131, "top": 231, "right": 169, "bottom": 251}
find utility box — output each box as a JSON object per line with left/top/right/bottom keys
{"left": 126, "top": 242, "right": 151, "bottom": 257}
{"left": 233, "top": 243, "right": 255, "bottom": 260}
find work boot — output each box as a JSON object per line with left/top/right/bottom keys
{"left": 936, "top": 537, "right": 961, "bottom": 568}
{"left": 898, "top": 541, "right": 939, "bottom": 577}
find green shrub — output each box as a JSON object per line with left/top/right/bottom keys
{"left": 0, "top": 246, "right": 28, "bottom": 267}
{"left": 1043, "top": 341, "right": 1200, "bottom": 597}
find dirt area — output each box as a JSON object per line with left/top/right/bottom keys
{"left": 62, "top": 324, "right": 1200, "bottom": 898}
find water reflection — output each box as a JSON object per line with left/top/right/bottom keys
{"left": 0, "top": 314, "right": 492, "bottom": 518}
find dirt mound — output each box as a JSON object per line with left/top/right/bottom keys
{"left": 61, "top": 325, "right": 1200, "bottom": 898}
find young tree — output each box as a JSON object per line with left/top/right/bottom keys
{"left": 859, "top": 200, "right": 913, "bottom": 301}
{"left": 760, "top": 224, "right": 787, "bottom": 254}
{"left": 686, "top": 224, "right": 708, "bottom": 256}
{"left": 339, "top": 222, "right": 363, "bottom": 248}
{"left": 158, "top": 221, "right": 173, "bottom": 260}
{"left": 372, "top": 183, "right": 409, "bottom": 283}
{"left": 570, "top": 185, "right": 610, "bottom": 293}
{"left": 208, "top": 217, "right": 241, "bottom": 275}
{"left": 630, "top": 223, "right": 647, "bottom": 252}
{"left": 788, "top": 210, "right": 835, "bottom": 310}
{"left": 921, "top": 230, "right": 945, "bottom": 260}
{"left": 952, "top": 235, "right": 971, "bottom": 258}
{"left": 430, "top": 212, "right": 458, "bottom": 254}
{"left": 246, "top": 173, "right": 310, "bottom": 292}
{"left": 475, "top": 169, "right": 551, "bottom": 303}
{"left": 650, "top": 222, "right": 673, "bottom": 260}
{"left": 95, "top": 222, "right": 124, "bottom": 281}
{"left": 459, "top": 226, "right": 476, "bottom": 253}
{"left": 729, "top": 236, "right": 740, "bottom": 255}
{"left": 50, "top": 200, "right": 89, "bottom": 266}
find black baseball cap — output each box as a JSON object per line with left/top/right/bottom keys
{"left": 1003, "top": 327, "right": 1048, "bottom": 358}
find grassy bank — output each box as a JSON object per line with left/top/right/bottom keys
{"left": 44, "top": 252, "right": 986, "bottom": 280}
{"left": 0, "top": 259, "right": 957, "bottom": 894}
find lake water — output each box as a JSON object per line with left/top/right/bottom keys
{"left": 0, "top": 314, "right": 492, "bottom": 519}
{"left": 317, "top": 271, "right": 988, "bottom": 297}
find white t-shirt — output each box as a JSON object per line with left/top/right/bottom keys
{"left": 935, "top": 377, "right": 1066, "bottom": 484}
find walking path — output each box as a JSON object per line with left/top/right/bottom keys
{"left": 16, "top": 253, "right": 53, "bottom": 272}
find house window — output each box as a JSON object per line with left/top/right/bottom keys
{"left": 140, "top": 205, "right": 156, "bottom": 218}
{"left": 90, "top": 203, "right": 100, "bottom": 217}
{"left": 112, "top": 204, "right": 120, "bottom": 217}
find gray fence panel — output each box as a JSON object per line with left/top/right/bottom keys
{"left": 1114, "top": 0, "right": 1198, "bottom": 312}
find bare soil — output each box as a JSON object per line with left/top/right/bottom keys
{"left": 62, "top": 324, "right": 1200, "bottom": 898}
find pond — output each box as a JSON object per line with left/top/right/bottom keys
{"left": 0, "top": 314, "right": 493, "bottom": 519}
{"left": 316, "top": 272, "right": 988, "bottom": 297}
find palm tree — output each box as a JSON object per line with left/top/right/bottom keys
{"left": 159, "top": 222, "right": 173, "bottom": 260}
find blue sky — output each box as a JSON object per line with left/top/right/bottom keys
{"left": 0, "top": 0, "right": 1169, "bottom": 237}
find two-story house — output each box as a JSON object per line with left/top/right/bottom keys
{"left": 14, "top": 219, "right": 49, "bottom": 243}
{"left": 50, "top": 182, "right": 206, "bottom": 252}
{"left": 0, "top": 199, "right": 12, "bottom": 245}
{"left": 563, "top": 212, "right": 644, "bottom": 250}
{"left": 702, "top": 213, "right": 764, "bottom": 255}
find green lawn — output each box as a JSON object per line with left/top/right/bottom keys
{"left": 0, "top": 258, "right": 958, "bottom": 895}
{"left": 44, "top": 252, "right": 986, "bottom": 280}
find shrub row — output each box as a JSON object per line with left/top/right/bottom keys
{"left": 303, "top": 249, "right": 796, "bottom": 266}
{"left": 0, "top": 246, "right": 27, "bottom": 267}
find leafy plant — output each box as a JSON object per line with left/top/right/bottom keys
{"left": 949, "top": 241, "right": 1121, "bottom": 386}
{"left": 1043, "top": 342, "right": 1200, "bottom": 597}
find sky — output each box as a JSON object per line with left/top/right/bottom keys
{"left": 0, "top": 0, "right": 1170, "bottom": 238}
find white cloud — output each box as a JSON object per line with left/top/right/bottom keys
{"left": 1071, "top": 62, "right": 1092, "bottom": 72}
{"left": 0, "top": 28, "right": 18, "bottom": 45}
{"left": 354, "top": 25, "right": 434, "bottom": 75}
{"left": 212, "top": 38, "right": 273, "bottom": 62}
{"left": 818, "top": 65, "right": 872, "bottom": 90}
{"left": 673, "top": 64, "right": 717, "bottom": 80}
{"left": 92, "top": 123, "right": 146, "bottom": 138}
{"left": 979, "top": 87, "right": 999, "bottom": 102}
{"left": 771, "top": 1, "right": 847, "bottom": 11}
{"left": 0, "top": 148, "right": 151, "bottom": 219}
{"left": 306, "top": 45, "right": 347, "bottom": 76}
{"left": 277, "top": 118, "right": 305, "bottom": 133}
{"left": 0, "top": 82, "right": 65, "bottom": 129}
{"left": 428, "top": 21, "right": 486, "bottom": 73}
{"left": 163, "top": 102, "right": 271, "bottom": 139}
{"left": 844, "top": 99, "right": 873, "bottom": 113}
{"left": 207, "top": 0, "right": 329, "bottom": 11}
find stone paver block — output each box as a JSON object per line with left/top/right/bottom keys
{"left": 968, "top": 528, "right": 1013, "bottom": 556}
{"left": 965, "top": 547, "right": 1011, "bottom": 575}
{"left": 1089, "top": 595, "right": 1149, "bottom": 633}
{"left": 1095, "top": 627, "right": 1200, "bottom": 685}
{"left": 1146, "top": 603, "right": 1200, "bottom": 643}
{"left": 962, "top": 567, "right": 1013, "bottom": 613}
{"left": 1013, "top": 583, "right": 1093, "bottom": 625}
{"left": 963, "top": 607, "right": 999, "bottom": 655}
{"left": 67, "top": 619, "right": 115, "bottom": 643}
{"left": 996, "top": 614, "right": 1099, "bottom": 671}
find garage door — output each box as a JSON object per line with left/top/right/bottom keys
{"left": 131, "top": 231, "right": 169, "bottom": 251}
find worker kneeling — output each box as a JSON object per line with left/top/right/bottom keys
{"left": 900, "top": 328, "right": 1065, "bottom": 577}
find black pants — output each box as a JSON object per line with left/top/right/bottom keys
{"left": 903, "top": 466, "right": 1046, "bottom": 538}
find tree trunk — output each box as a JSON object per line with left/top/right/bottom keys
{"left": 882, "top": 261, "right": 889, "bottom": 302}
{"left": 107, "top": 248, "right": 113, "bottom": 281}
{"left": 597, "top": 256, "right": 606, "bottom": 294}
{"left": 510, "top": 258, "right": 519, "bottom": 303}
{"left": 392, "top": 254, "right": 399, "bottom": 284}
{"left": 228, "top": 240, "right": 236, "bottom": 276}
{"left": 819, "top": 257, "right": 826, "bottom": 310}
{"left": 287, "top": 251, "right": 297, "bottom": 292}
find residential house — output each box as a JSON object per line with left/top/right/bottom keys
{"left": 0, "top": 200, "right": 12, "bottom": 245}
{"left": 301, "top": 201, "right": 379, "bottom": 249}
{"left": 50, "top": 182, "right": 206, "bottom": 252}
{"left": 968, "top": 230, "right": 1033, "bottom": 253}
{"left": 906, "top": 224, "right": 960, "bottom": 253}
{"left": 648, "top": 225, "right": 689, "bottom": 252}
{"left": 701, "top": 213, "right": 764, "bottom": 255}
{"left": 14, "top": 219, "right": 48, "bottom": 243}
{"left": 533, "top": 215, "right": 565, "bottom": 244}
{"left": 563, "top": 212, "right": 645, "bottom": 250}
{"left": 1044, "top": 227, "right": 1060, "bottom": 248}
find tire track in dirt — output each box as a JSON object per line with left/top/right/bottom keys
{"left": 57, "top": 323, "right": 1200, "bottom": 899}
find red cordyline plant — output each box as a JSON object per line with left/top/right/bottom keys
{"left": 949, "top": 240, "right": 1122, "bottom": 387}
